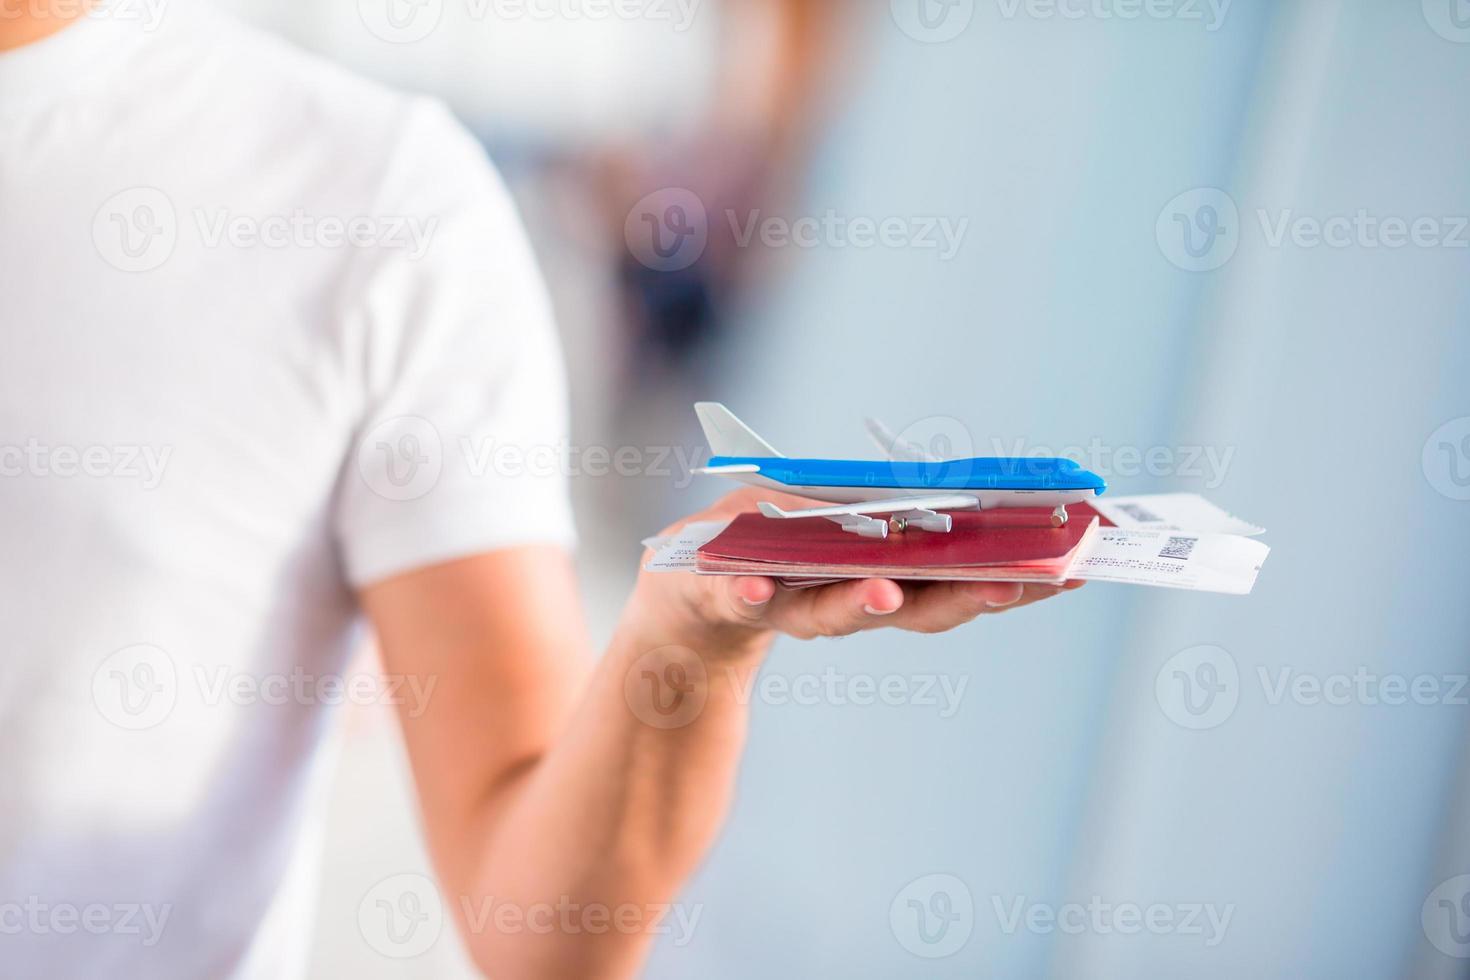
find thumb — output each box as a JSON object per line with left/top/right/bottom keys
{"left": 711, "top": 575, "right": 777, "bottom": 627}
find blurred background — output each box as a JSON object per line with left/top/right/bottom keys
{"left": 196, "top": 0, "right": 1470, "bottom": 975}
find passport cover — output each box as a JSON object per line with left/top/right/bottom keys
{"left": 697, "top": 504, "right": 1104, "bottom": 580}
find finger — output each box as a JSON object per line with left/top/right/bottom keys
{"left": 884, "top": 580, "right": 1023, "bottom": 633}
{"left": 706, "top": 574, "right": 1077, "bottom": 636}
{"left": 1001, "top": 582, "right": 1078, "bottom": 611}
{"left": 949, "top": 581, "right": 1079, "bottom": 618}
{"left": 708, "top": 575, "right": 779, "bottom": 627}
{"left": 768, "top": 578, "right": 905, "bottom": 638}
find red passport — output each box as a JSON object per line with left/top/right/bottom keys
{"left": 697, "top": 505, "right": 1102, "bottom": 584}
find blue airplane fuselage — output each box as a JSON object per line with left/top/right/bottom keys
{"left": 708, "top": 455, "right": 1107, "bottom": 493}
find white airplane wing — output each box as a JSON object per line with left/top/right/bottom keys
{"left": 758, "top": 493, "right": 979, "bottom": 539}
{"left": 756, "top": 494, "right": 976, "bottom": 520}
{"left": 757, "top": 493, "right": 979, "bottom": 520}
{"left": 863, "top": 418, "right": 944, "bottom": 463}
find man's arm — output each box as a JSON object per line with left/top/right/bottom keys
{"left": 362, "top": 488, "right": 1078, "bottom": 978}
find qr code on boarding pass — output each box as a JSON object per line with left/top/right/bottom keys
{"left": 1158, "top": 536, "right": 1198, "bottom": 561}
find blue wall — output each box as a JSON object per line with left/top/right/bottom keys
{"left": 647, "top": 3, "right": 1470, "bottom": 977}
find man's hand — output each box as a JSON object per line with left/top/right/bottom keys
{"left": 626, "top": 487, "right": 1083, "bottom": 659}
{"left": 362, "top": 488, "right": 1081, "bottom": 979}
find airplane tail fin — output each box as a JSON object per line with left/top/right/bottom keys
{"left": 695, "top": 403, "right": 784, "bottom": 458}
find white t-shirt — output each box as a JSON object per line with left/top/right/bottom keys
{"left": 0, "top": 7, "right": 574, "bottom": 976}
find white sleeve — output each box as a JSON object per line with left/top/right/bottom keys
{"left": 334, "top": 99, "right": 575, "bottom": 588}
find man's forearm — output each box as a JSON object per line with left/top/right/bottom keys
{"left": 448, "top": 591, "right": 773, "bottom": 979}
{"left": 371, "top": 500, "right": 1060, "bottom": 977}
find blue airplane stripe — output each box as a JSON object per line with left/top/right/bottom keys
{"left": 709, "top": 456, "right": 1108, "bottom": 492}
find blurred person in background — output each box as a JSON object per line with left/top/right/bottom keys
{"left": 0, "top": 2, "right": 1078, "bottom": 979}
{"left": 588, "top": 0, "right": 854, "bottom": 549}
{"left": 598, "top": 0, "right": 848, "bottom": 391}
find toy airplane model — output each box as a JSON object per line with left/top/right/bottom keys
{"left": 693, "top": 403, "right": 1107, "bottom": 539}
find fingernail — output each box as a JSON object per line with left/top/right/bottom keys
{"left": 742, "top": 595, "right": 771, "bottom": 607}
{"left": 986, "top": 594, "right": 1022, "bottom": 608}
{"left": 864, "top": 604, "right": 896, "bottom": 617}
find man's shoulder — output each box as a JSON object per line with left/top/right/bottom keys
{"left": 153, "top": 11, "right": 464, "bottom": 177}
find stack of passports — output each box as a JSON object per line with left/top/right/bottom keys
{"left": 696, "top": 504, "right": 1105, "bottom": 587}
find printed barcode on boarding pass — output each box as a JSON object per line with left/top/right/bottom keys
{"left": 1159, "top": 536, "right": 1197, "bottom": 560}
{"left": 1118, "top": 503, "right": 1163, "bottom": 523}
